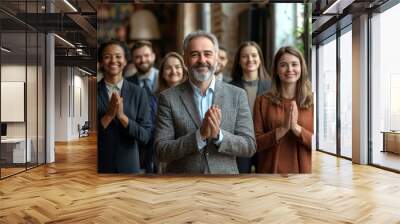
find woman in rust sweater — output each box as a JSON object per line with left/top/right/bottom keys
{"left": 253, "top": 46, "right": 313, "bottom": 173}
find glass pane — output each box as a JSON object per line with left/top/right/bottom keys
{"left": 312, "top": 45, "right": 317, "bottom": 151}
{"left": 371, "top": 3, "right": 400, "bottom": 171}
{"left": 340, "top": 29, "right": 352, "bottom": 158}
{"left": 1, "top": 30, "right": 27, "bottom": 177}
{"left": 38, "top": 32, "right": 45, "bottom": 165}
{"left": 317, "top": 37, "right": 337, "bottom": 154}
{"left": 27, "top": 31, "right": 38, "bottom": 169}
{"left": 1, "top": 1, "right": 47, "bottom": 178}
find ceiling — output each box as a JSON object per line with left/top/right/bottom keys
{"left": 312, "top": 0, "right": 390, "bottom": 43}
{"left": 2, "top": 0, "right": 393, "bottom": 73}
{"left": 0, "top": 0, "right": 97, "bottom": 73}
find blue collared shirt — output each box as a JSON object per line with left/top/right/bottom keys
{"left": 137, "top": 67, "right": 159, "bottom": 92}
{"left": 189, "top": 77, "right": 223, "bottom": 150}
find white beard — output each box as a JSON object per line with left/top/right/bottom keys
{"left": 191, "top": 63, "right": 217, "bottom": 82}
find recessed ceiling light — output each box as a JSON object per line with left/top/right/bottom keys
{"left": 1, "top": 47, "right": 11, "bottom": 53}
{"left": 63, "top": 0, "right": 78, "bottom": 12}
{"left": 54, "top": 34, "right": 75, "bottom": 48}
{"left": 322, "top": 0, "right": 354, "bottom": 15}
{"left": 78, "top": 67, "right": 92, "bottom": 76}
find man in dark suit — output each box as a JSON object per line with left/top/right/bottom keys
{"left": 215, "top": 46, "right": 232, "bottom": 83}
{"left": 155, "top": 31, "right": 256, "bottom": 174}
{"left": 127, "top": 40, "right": 159, "bottom": 92}
{"left": 126, "top": 40, "right": 159, "bottom": 173}
{"left": 97, "top": 40, "right": 152, "bottom": 173}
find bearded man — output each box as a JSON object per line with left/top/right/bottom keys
{"left": 127, "top": 40, "right": 159, "bottom": 173}
{"left": 154, "top": 30, "right": 256, "bottom": 174}
{"left": 127, "top": 40, "right": 159, "bottom": 92}
{"left": 214, "top": 46, "right": 232, "bottom": 83}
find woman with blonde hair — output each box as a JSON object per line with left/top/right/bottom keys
{"left": 253, "top": 46, "right": 313, "bottom": 173}
{"left": 230, "top": 41, "right": 271, "bottom": 173}
{"left": 156, "top": 52, "right": 188, "bottom": 95}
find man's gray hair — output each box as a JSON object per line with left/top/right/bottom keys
{"left": 183, "top": 30, "right": 219, "bottom": 53}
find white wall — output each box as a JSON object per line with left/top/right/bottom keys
{"left": 72, "top": 72, "right": 89, "bottom": 138}
{"left": 1, "top": 66, "right": 26, "bottom": 135}
{"left": 54, "top": 67, "right": 89, "bottom": 141}
{"left": 55, "top": 66, "right": 69, "bottom": 141}
{"left": 1, "top": 65, "right": 35, "bottom": 138}
{"left": 1, "top": 64, "right": 46, "bottom": 164}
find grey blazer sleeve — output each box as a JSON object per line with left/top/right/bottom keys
{"left": 218, "top": 89, "right": 256, "bottom": 158}
{"left": 155, "top": 93, "right": 200, "bottom": 163}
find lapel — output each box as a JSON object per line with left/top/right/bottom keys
{"left": 179, "top": 81, "right": 201, "bottom": 128}
{"left": 213, "top": 80, "right": 224, "bottom": 109}
{"left": 120, "top": 78, "right": 138, "bottom": 120}
{"left": 98, "top": 79, "right": 109, "bottom": 110}
{"left": 120, "top": 78, "right": 131, "bottom": 100}
{"left": 128, "top": 75, "right": 140, "bottom": 85}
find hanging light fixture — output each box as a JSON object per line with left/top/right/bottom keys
{"left": 129, "top": 9, "right": 161, "bottom": 40}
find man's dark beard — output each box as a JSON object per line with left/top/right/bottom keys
{"left": 136, "top": 63, "right": 153, "bottom": 75}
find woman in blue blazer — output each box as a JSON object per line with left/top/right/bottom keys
{"left": 97, "top": 40, "right": 152, "bottom": 173}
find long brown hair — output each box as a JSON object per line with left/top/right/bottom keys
{"left": 267, "top": 46, "right": 313, "bottom": 108}
{"left": 156, "top": 52, "right": 188, "bottom": 95}
{"left": 231, "top": 41, "right": 269, "bottom": 82}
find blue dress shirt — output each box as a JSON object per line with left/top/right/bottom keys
{"left": 189, "top": 77, "right": 223, "bottom": 150}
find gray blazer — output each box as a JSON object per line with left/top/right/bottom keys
{"left": 155, "top": 80, "right": 256, "bottom": 174}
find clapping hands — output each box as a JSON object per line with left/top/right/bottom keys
{"left": 200, "top": 105, "right": 221, "bottom": 140}
{"left": 276, "top": 101, "right": 302, "bottom": 141}
{"left": 102, "top": 92, "right": 128, "bottom": 129}
{"left": 107, "top": 92, "right": 124, "bottom": 119}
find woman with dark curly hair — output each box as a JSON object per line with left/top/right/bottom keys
{"left": 97, "top": 40, "right": 152, "bottom": 173}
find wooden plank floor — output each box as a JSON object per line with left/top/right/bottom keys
{"left": 1, "top": 135, "right": 400, "bottom": 223}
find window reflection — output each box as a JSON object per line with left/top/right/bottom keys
{"left": 317, "top": 37, "right": 337, "bottom": 155}
{"left": 340, "top": 29, "right": 352, "bottom": 158}
{"left": 0, "top": 1, "right": 46, "bottom": 179}
{"left": 371, "top": 3, "right": 400, "bottom": 171}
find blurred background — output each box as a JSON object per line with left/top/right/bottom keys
{"left": 97, "top": 3, "right": 312, "bottom": 80}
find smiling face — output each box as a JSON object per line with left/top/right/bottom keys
{"left": 132, "top": 45, "right": 155, "bottom": 74}
{"left": 185, "top": 36, "right": 218, "bottom": 82}
{"left": 239, "top": 46, "right": 261, "bottom": 74}
{"left": 162, "top": 56, "right": 184, "bottom": 87}
{"left": 277, "top": 53, "right": 301, "bottom": 84}
{"left": 101, "top": 44, "right": 127, "bottom": 78}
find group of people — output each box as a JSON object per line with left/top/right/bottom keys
{"left": 97, "top": 30, "right": 313, "bottom": 174}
